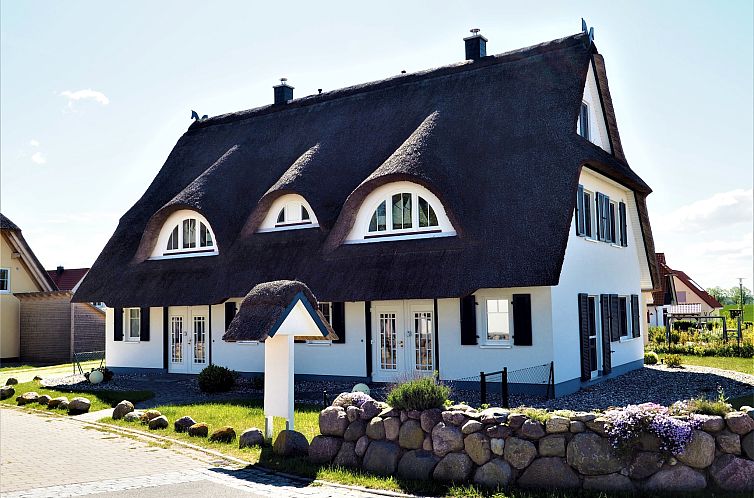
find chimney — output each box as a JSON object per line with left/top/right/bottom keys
{"left": 57, "top": 265, "right": 64, "bottom": 275}
{"left": 464, "top": 28, "right": 487, "bottom": 61}
{"left": 273, "top": 78, "right": 294, "bottom": 105}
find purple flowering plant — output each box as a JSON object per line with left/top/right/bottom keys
{"left": 605, "top": 402, "right": 701, "bottom": 455}
{"left": 331, "top": 391, "right": 373, "bottom": 408}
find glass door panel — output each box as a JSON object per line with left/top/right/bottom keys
{"left": 413, "top": 311, "right": 434, "bottom": 372}
{"left": 169, "top": 314, "right": 186, "bottom": 373}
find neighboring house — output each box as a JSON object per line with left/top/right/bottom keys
{"left": 647, "top": 253, "right": 722, "bottom": 328}
{"left": 0, "top": 213, "right": 105, "bottom": 362}
{"left": 74, "top": 29, "right": 660, "bottom": 395}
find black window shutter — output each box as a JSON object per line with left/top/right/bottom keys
{"left": 600, "top": 295, "right": 612, "bottom": 374}
{"left": 163, "top": 307, "right": 169, "bottom": 369}
{"left": 610, "top": 294, "right": 621, "bottom": 342}
{"left": 225, "top": 302, "right": 237, "bottom": 330}
{"left": 631, "top": 295, "right": 641, "bottom": 338}
{"left": 512, "top": 294, "right": 532, "bottom": 346}
{"left": 595, "top": 193, "right": 604, "bottom": 241}
{"left": 140, "top": 307, "right": 150, "bottom": 341}
{"left": 578, "top": 294, "right": 591, "bottom": 381}
{"left": 619, "top": 201, "right": 628, "bottom": 247}
{"left": 332, "top": 302, "right": 346, "bottom": 344}
{"left": 114, "top": 308, "right": 123, "bottom": 341}
{"left": 576, "top": 184, "right": 585, "bottom": 236}
{"left": 460, "top": 295, "right": 477, "bottom": 345}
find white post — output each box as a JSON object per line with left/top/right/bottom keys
{"left": 265, "top": 415, "right": 274, "bottom": 442}
{"left": 263, "top": 333, "right": 296, "bottom": 436}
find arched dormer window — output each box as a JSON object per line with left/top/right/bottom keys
{"left": 346, "top": 181, "right": 455, "bottom": 243}
{"left": 150, "top": 210, "right": 218, "bottom": 259}
{"left": 258, "top": 194, "right": 319, "bottom": 232}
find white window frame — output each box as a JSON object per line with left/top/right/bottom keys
{"left": 484, "top": 298, "right": 512, "bottom": 347}
{"left": 609, "top": 200, "right": 620, "bottom": 246}
{"left": 150, "top": 209, "right": 219, "bottom": 260}
{"left": 618, "top": 295, "right": 637, "bottom": 342}
{"left": 0, "top": 268, "right": 10, "bottom": 293}
{"left": 258, "top": 194, "right": 319, "bottom": 232}
{"left": 307, "top": 302, "right": 333, "bottom": 345}
{"left": 124, "top": 308, "right": 141, "bottom": 342}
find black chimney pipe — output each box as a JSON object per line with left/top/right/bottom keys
{"left": 273, "top": 78, "right": 294, "bottom": 105}
{"left": 464, "top": 29, "right": 487, "bottom": 61}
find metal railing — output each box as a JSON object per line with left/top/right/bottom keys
{"left": 479, "top": 362, "right": 554, "bottom": 408}
{"left": 72, "top": 350, "right": 105, "bottom": 375}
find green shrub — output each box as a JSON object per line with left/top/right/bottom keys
{"left": 197, "top": 364, "right": 238, "bottom": 393}
{"left": 664, "top": 354, "right": 683, "bottom": 368}
{"left": 386, "top": 374, "right": 450, "bottom": 411}
{"left": 644, "top": 351, "right": 659, "bottom": 365}
{"left": 515, "top": 406, "right": 550, "bottom": 423}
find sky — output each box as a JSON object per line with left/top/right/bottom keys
{"left": 1, "top": 0, "right": 752, "bottom": 290}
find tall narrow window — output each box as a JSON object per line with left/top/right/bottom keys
{"left": 418, "top": 196, "right": 438, "bottom": 228}
{"left": 486, "top": 299, "right": 511, "bottom": 345}
{"left": 583, "top": 190, "right": 593, "bottom": 238}
{"left": 0, "top": 268, "right": 9, "bottom": 292}
{"left": 619, "top": 297, "right": 629, "bottom": 337}
{"left": 166, "top": 226, "right": 179, "bottom": 251}
{"left": 199, "top": 222, "right": 213, "bottom": 248}
{"left": 182, "top": 219, "right": 196, "bottom": 249}
{"left": 125, "top": 308, "right": 141, "bottom": 341}
{"left": 392, "top": 193, "right": 412, "bottom": 230}
{"left": 609, "top": 201, "right": 617, "bottom": 244}
{"left": 579, "top": 102, "right": 590, "bottom": 139}
{"left": 318, "top": 302, "right": 332, "bottom": 325}
{"left": 369, "top": 201, "right": 387, "bottom": 232}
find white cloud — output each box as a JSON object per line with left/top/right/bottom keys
{"left": 31, "top": 152, "right": 46, "bottom": 164}
{"left": 657, "top": 188, "right": 753, "bottom": 234}
{"left": 59, "top": 89, "right": 110, "bottom": 108}
{"left": 29, "top": 139, "right": 40, "bottom": 147}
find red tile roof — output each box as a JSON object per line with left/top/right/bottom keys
{"left": 46, "top": 268, "right": 89, "bottom": 291}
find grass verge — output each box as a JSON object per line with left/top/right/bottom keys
{"left": 1, "top": 381, "right": 154, "bottom": 412}
{"left": 657, "top": 354, "right": 754, "bottom": 375}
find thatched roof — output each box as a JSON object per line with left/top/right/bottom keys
{"left": 223, "top": 280, "right": 337, "bottom": 342}
{"left": 73, "top": 32, "right": 659, "bottom": 307}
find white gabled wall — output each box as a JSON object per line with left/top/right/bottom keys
{"left": 580, "top": 62, "right": 612, "bottom": 154}
{"left": 105, "top": 307, "right": 164, "bottom": 369}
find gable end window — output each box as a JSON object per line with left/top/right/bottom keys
{"left": 0, "top": 268, "right": 9, "bottom": 293}
{"left": 578, "top": 102, "right": 590, "bottom": 140}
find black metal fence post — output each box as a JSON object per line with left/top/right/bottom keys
{"left": 502, "top": 367, "right": 509, "bottom": 408}
{"left": 480, "top": 371, "right": 487, "bottom": 406}
{"left": 546, "top": 361, "right": 555, "bottom": 399}
{"left": 323, "top": 389, "right": 328, "bottom": 408}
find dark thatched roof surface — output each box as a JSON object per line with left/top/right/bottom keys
{"left": 74, "top": 32, "right": 659, "bottom": 307}
{"left": 223, "top": 280, "right": 336, "bottom": 342}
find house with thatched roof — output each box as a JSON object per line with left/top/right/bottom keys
{"left": 73, "top": 26, "right": 659, "bottom": 394}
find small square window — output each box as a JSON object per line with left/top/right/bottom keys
{"left": 0, "top": 268, "right": 9, "bottom": 293}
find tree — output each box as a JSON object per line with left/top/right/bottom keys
{"left": 707, "top": 286, "right": 730, "bottom": 305}
{"left": 729, "top": 286, "right": 753, "bottom": 306}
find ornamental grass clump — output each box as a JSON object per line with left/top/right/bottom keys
{"left": 644, "top": 351, "right": 659, "bottom": 365}
{"left": 605, "top": 402, "right": 701, "bottom": 454}
{"left": 664, "top": 354, "right": 683, "bottom": 368}
{"left": 386, "top": 374, "right": 450, "bottom": 411}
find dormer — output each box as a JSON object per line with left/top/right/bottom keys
{"left": 149, "top": 209, "right": 218, "bottom": 259}
{"left": 577, "top": 61, "right": 612, "bottom": 154}
{"left": 257, "top": 194, "right": 319, "bottom": 232}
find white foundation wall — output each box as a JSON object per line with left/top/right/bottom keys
{"left": 105, "top": 307, "right": 164, "bottom": 369}
{"left": 436, "top": 288, "right": 554, "bottom": 382}
{"left": 551, "top": 169, "right": 646, "bottom": 384}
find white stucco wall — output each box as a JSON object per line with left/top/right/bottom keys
{"left": 580, "top": 62, "right": 612, "bottom": 154}
{"left": 105, "top": 307, "right": 164, "bottom": 369}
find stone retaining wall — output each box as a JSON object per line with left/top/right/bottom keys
{"left": 310, "top": 402, "right": 754, "bottom": 492}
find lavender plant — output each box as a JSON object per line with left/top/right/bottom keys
{"left": 605, "top": 402, "right": 701, "bottom": 454}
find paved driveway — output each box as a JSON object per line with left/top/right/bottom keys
{"left": 0, "top": 409, "right": 395, "bottom": 497}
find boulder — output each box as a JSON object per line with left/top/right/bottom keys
{"left": 504, "top": 437, "right": 537, "bottom": 470}
{"left": 68, "top": 397, "right": 91, "bottom": 414}
{"left": 47, "top": 396, "right": 68, "bottom": 409}
{"left": 432, "top": 422, "right": 464, "bottom": 457}
{"left": 709, "top": 454, "right": 754, "bottom": 492}
{"left": 123, "top": 411, "right": 143, "bottom": 422}
{"left": 420, "top": 408, "right": 443, "bottom": 432}
{"left": 507, "top": 413, "right": 527, "bottom": 429}
{"left": 583, "top": 473, "right": 635, "bottom": 492}
{"left": 399, "top": 419, "right": 424, "bottom": 449}
{"left": 701, "top": 415, "right": 725, "bottom": 432}
{"left": 473, "top": 458, "right": 512, "bottom": 489}
{"left": 461, "top": 420, "right": 483, "bottom": 435}
{"left": 346, "top": 405, "right": 363, "bottom": 422}
{"left": 486, "top": 424, "right": 512, "bottom": 439}
{"left": 567, "top": 432, "right": 622, "bottom": 475}
{"left": 538, "top": 435, "right": 566, "bottom": 457}
{"left": 362, "top": 440, "right": 401, "bottom": 475}
{"left": 273, "top": 430, "right": 308, "bottom": 456}
{"left": 490, "top": 437, "right": 505, "bottom": 456}
{"left": 447, "top": 403, "right": 474, "bottom": 412}
{"left": 433, "top": 452, "right": 473, "bottom": 482}
{"left": 378, "top": 406, "right": 399, "bottom": 418}
{"left": 140, "top": 410, "right": 162, "bottom": 422}
{"left": 59, "top": 400, "right": 69, "bottom": 410}
{"left": 384, "top": 416, "right": 401, "bottom": 441}
{"left": 570, "top": 412, "right": 596, "bottom": 423}
{"left": 407, "top": 409, "right": 422, "bottom": 420}
{"left": 518, "top": 457, "right": 580, "bottom": 489}
{"left": 344, "top": 419, "right": 367, "bottom": 442}
{"left": 442, "top": 410, "right": 468, "bottom": 427}
{"left": 716, "top": 430, "right": 741, "bottom": 455}
{"left": 643, "top": 464, "right": 707, "bottom": 492}
{"left": 365, "top": 417, "right": 385, "bottom": 440}
{"left": 584, "top": 417, "right": 609, "bottom": 436}
{"left": 16, "top": 392, "right": 38, "bottom": 405}
{"left": 479, "top": 407, "right": 508, "bottom": 425}
{"left": 188, "top": 423, "right": 209, "bottom": 437}
{"left": 319, "top": 406, "right": 349, "bottom": 437}
{"left": 37, "top": 394, "right": 52, "bottom": 405}
{"left": 545, "top": 415, "right": 570, "bottom": 434}
{"left": 360, "top": 400, "right": 381, "bottom": 420}
{"left": 569, "top": 421, "right": 585, "bottom": 433}
{"left": 520, "top": 419, "right": 546, "bottom": 440}
{"left": 464, "top": 432, "right": 491, "bottom": 465}
{"left": 112, "top": 400, "right": 135, "bottom": 420}
{"left": 333, "top": 441, "right": 360, "bottom": 468}
{"left": 332, "top": 391, "right": 373, "bottom": 409}
{"left": 174, "top": 416, "right": 197, "bottom": 433}
{"left": 726, "top": 411, "right": 754, "bottom": 435}
{"left": 239, "top": 428, "right": 265, "bottom": 449}
{"left": 5, "top": 377, "right": 18, "bottom": 385}
{"left": 355, "top": 435, "right": 370, "bottom": 457}
{"left": 676, "top": 430, "right": 715, "bottom": 468}
{"left": 209, "top": 426, "right": 236, "bottom": 443}
{"left": 0, "top": 386, "right": 14, "bottom": 400}
{"left": 397, "top": 450, "right": 439, "bottom": 481}
{"left": 622, "top": 450, "right": 664, "bottom": 479}
{"left": 148, "top": 415, "right": 169, "bottom": 430}
{"left": 742, "top": 431, "right": 754, "bottom": 460}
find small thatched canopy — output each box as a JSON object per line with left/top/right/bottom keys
{"left": 223, "top": 280, "right": 337, "bottom": 342}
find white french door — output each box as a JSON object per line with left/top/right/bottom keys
{"left": 168, "top": 306, "right": 209, "bottom": 374}
{"left": 372, "top": 300, "right": 436, "bottom": 383}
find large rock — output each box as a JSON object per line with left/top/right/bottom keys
{"left": 726, "top": 411, "right": 754, "bottom": 435}
{"left": 140, "top": 410, "right": 162, "bottom": 422}
{"left": 507, "top": 413, "right": 527, "bottom": 429}
{"left": 344, "top": 419, "right": 367, "bottom": 442}
{"left": 16, "top": 392, "right": 38, "bottom": 405}
{"left": 716, "top": 430, "right": 741, "bottom": 455}
{"left": 442, "top": 410, "right": 469, "bottom": 427}
{"left": 68, "top": 397, "right": 91, "bottom": 414}
{"left": 545, "top": 415, "right": 570, "bottom": 434}
{"left": 5, "top": 377, "right": 18, "bottom": 385}
{"left": 319, "top": 406, "right": 349, "bottom": 437}
{"left": 504, "top": 437, "right": 537, "bottom": 470}
{"left": 520, "top": 419, "right": 546, "bottom": 440}
{"left": 37, "top": 394, "right": 52, "bottom": 405}
{"left": 362, "top": 440, "right": 400, "bottom": 475}
{"left": 433, "top": 452, "right": 473, "bottom": 482}
{"left": 461, "top": 420, "right": 483, "bottom": 435}
{"left": 479, "top": 407, "right": 508, "bottom": 425}
{"left": 360, "top": 400, "right": 381, "bottom": 420}
{"left": 583, "top": 473, "right": 635, "bottom": 492}
{"left": 622, "top": 451, "right": 664, "bottom": 479}
{"left": 676, "top": 430, "right": 715, "bottom": 468}
{"left": 701, "top": 415, "right": 725, "bottom": 432}
{"left": 518, "top": 457, "right": 580, "bottom": 489}
{"left": 742, "top": 431, "right": 754, "bottom": 460}
{"left": 209, "top": 426, "right": 236, "bottom": 443}
{"left": 346, "top": 405, "right": 363, "bottom": 422}
{"left": 397, "top": 450, "right": 439, "bottom": 481}
{"left": 188, "top": 423, "right": 209, "bottom": 437}
{"left": 420, "top": 408, "right": 443, "bottom": 432}
{"left": 490, "top": 437, "right": 505, "bottom": 456}
{"left": 273, "top": 430, "right": 308, "bottom": 456}
{"left": 333, "top": 441, "right": 359, "bottom": 468}
{"left": 366, "top": 417, "right": 385, "bottom": 440}
{"left": 355, "top": 435, "right": 370, "bottom": 457}
{"left": 570, "top": 412, "right": 596, "bottom": 422}
{"left": 486, "top": 424, "right": 512, "bottom": 439}
{"left": 148, "top": 415, "right": 169, "bottom": 430}
{"left": 473, "top": 458, "right": 512, "bottom": 489}
{"left": 112, "top": 400, "right": 135, "bottom": 420}
{"left": 384, "top": 416, "right": 401, "bottom": 441}
{"left": 584, "top": 417, "right": 609, "bottom": 436}
{"left": 309, "top": 435, "right": 342, "bottom": 463}
{"left": 399, "top": 419, "right": 424, "bottom": 449}
{"left": 432, "top": 422, "right": 464, "bottom": 457}
{"left": 643, "top": 464, "right": 707, "bottom": 492}
{"left": 538, "top": 435, "right": 566, "bottom": 457}
{"left": 0, "top": 386, "right": 15, "bottom": 400}
{"left": 174, "top": 416, "right": 197, "bottom": 433}
{"left": 569, "top": 421, "right": 586, "bottom": 433}
{"left": 47, "top": 396, "right": 68, "bottom": 409}
{"left": 709, "top": 454, "right": 754, "bottom": 492}
{"left": 123, "top": 411, "right": 143, "bottom": 422}
{"left": 464, "top": 432, "right": 491, "bottom": 466}
{"left": 239, "top": 428, "right": 265, "bottom": 449}
{"left": 566, "top": 432, "right": 622, "bottom": 475}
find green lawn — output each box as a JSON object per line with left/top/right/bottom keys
{"left": 1, "top": 381, "right": 154, "bottom": 412}
{"left": 0, "top": 360, "right": 101, "bottom": 384}
{"left": 657, "top": 354, "right": 754, "bottom": 375}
